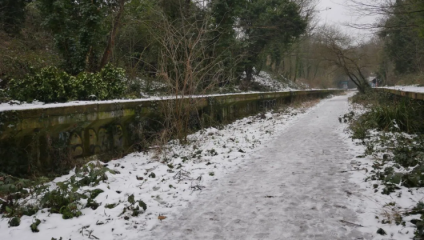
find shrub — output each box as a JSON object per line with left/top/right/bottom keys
{"left": 69, "top": 64, "right": 126, "bottom": 100}
{"left": 99, "top": 64, "right": 126, "bottom": 99}
{"left": 0, "top": 89, "right": 10, "bottom": 103}
{"left": 351, "top": 92, "right": 424, "bottom": 136}
{"left": 366, "top": 100, "right": 416, "bottom": 132}
{"left": 8, "top": 64, "right": 126, "bottom": 103}
{"left": 9, "top": 67, "right": 70, "bottom": 103}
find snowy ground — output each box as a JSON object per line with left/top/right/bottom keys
{"left": 140, "top": 93, "right": 371, "bottom": 240}
{"left": 2, "top": 93, "right": 418, "bottom": 240}
{"left": 342, "top": 134, "right": 422, "bottom": 240}
{"left": 339, "top": 102, "right": 424, "bottom": 240}
{"left": 138, "top": 92, "right": 422, "bottom": 240}
{"left": 0, "top": 96, "right": 323, "bottom": 240}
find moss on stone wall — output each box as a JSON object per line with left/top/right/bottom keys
{"left": 0, "top": 90, "right": 341, "bottom": 177}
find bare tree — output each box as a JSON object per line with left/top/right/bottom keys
{"left": 347, "top": 0, "right": 424, "bottom": 30}
{"left": 314, "top": 26, "right": 374, "bottom": 93}
{"left": 148, "top": 4, "right": 239, "bottom": 142}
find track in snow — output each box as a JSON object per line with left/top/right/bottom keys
{"left": 138, "top": 94, "right": 370, "bottom": 240}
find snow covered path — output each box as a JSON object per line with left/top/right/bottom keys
{"left": 138, "top": 94, "right": 370, "bottom": 239}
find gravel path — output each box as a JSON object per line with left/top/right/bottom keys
{"left": 140, "top": 94, "right": 370, "bottom": 240}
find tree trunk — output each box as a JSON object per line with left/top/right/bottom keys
{"left": 245, "top": 65, "right": 253, "bottom": 81}
{"left": 255, "top": 61, "right": 263, "bottom": 75}
{"left": 99, "top": 0, "right": 125, "bottom": 70}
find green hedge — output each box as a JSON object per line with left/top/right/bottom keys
{"left": 0, "top": 89, "right": 10, "bottom": 103}
{"left": 9, "top": 64, "right": 126, "bottom": 103}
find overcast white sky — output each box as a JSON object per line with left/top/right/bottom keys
{"left": 316, "top": 0, "right": 379, "bottom": 40}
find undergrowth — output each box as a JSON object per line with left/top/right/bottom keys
{"left": 347, "top": 91, "right": 424, "bottom": 238}
{"left": 0, "top": 161, "right": 147, "bottom": 231}
{"left": 350, "top": 91, "right": 424, "bottom": 135}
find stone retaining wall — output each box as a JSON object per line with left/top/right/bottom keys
{"left": 374, "top": 88, "right": 424, "bottom": 100}
{"left": 0, "top": 90, "right": 342, "bottom": 177}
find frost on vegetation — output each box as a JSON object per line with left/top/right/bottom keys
{"left": 128, "top": 77, "right": 168, "bottom": 98}
{"left": 252, "top": 71, "right": 299, "bottom": 91}
{"left": 1, "top": 163, "right": 119, "bottom": 222}
{"left": 0, "top": 100, "right": 317, "bottom": 240}
{"left": 343, "top": 92, "right": 424, "bottom": 239}
{"left": 238, "top": 70, "right": 302, "bottom": 92}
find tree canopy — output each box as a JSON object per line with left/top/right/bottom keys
{"left": 0, "top": 0, "right": 311, "bottom": 100}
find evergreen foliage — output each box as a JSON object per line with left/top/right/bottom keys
{"left": 0, "top": 0, "right": 310, "bottom": 97}
{"left": 37, "top": 0, "right": 110, "bottom": 74}
{"left": 9, "top": 64, "right": 126, "bottom": 102}
{"left": 239, "top": 0, "right": 307, "bottom": 80}
{"left": 0, "top": 0, "right": 30, "bottom": 34}
{"left": 376, "top": 0, "right": 424, "bottom": 84}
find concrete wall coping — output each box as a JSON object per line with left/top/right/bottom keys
{"left": 374, "top": 88, "right": 424, "bottom": 100}
{"left": 0, "top": 89, "right": 336, "bottom": 113}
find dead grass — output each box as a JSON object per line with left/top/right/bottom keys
{"left": 150, "top": 129, "right": 172, "bottom": 162}
{"left": 380, "top": 202, "right": 405, "bottom": 225}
